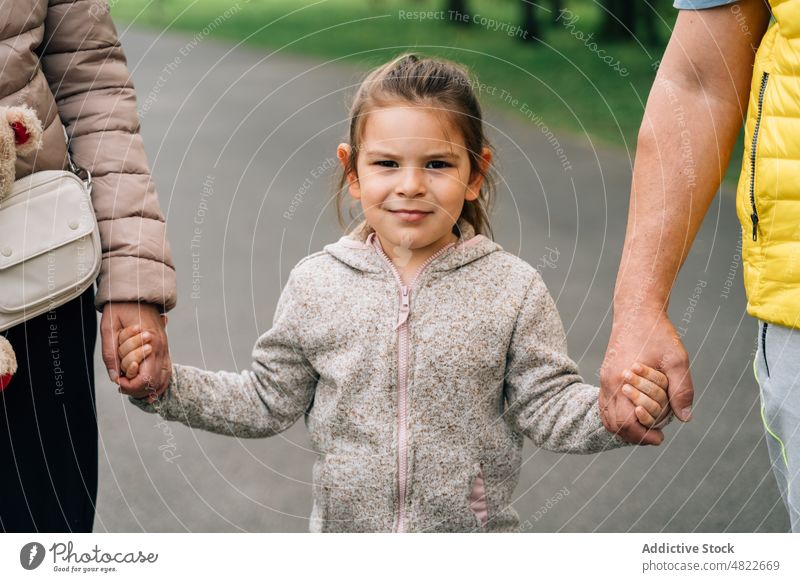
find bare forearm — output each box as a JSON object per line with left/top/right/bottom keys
{"left": 614, "top": 4, "right": 770, "bottom": 315}
{"left": 614, "top": 82, "right": 742, "bottom": 313}
{"left": 601, "top": 3, "right": 770, "bottom": 435}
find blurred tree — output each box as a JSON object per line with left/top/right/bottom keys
{"left": 519, "top": 0, "right": 566, "bottom": 44}
{"left": 446, "top": 0, "right": 472, "bottom": 25}
{"left": 599, "top": 0, "right": 660, "bottom": 44}
{"left": 548, "top": 0, "right": 564, "bottom": 23}
{"left": 520, "top": 1, "right": 541, "bottom": 41}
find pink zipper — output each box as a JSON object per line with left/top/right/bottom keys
{"left": 369, "top": 235, "right": 455, "bottom": 532}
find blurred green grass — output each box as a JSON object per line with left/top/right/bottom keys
{"left": 113, "top": 0, "right": 743, "bottom": 183}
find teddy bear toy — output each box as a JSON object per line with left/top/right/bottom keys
{"left": 0, "top": 341, "right": 15, "bottom": 390}
{"left": 0, "top": 105, "right": 44, "bottom": 390}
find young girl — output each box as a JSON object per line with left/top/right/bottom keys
{"left": 121, "top": 53, "right": 670, "bottom": 533}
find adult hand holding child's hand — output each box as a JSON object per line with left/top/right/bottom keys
{"left": 101, "top": 302, "right": 171, "bottom": 400}
{"left": 600, "top": 307, "right": 694, "bottom": 445}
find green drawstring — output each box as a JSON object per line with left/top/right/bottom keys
{"left": 754, "top": 355, "right": 791, "bottom": 491}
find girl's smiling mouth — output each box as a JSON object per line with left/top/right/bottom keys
{"left": 386, "top": 208, "right": 434, "bottom": 222}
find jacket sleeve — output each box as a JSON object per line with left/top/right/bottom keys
{"left": 130, "top": 269, "right": 318, "bottom": 438}
{"left": 41, "top": 0, "right": 176, "bottom": 312}
{"left": 503, "top": 271, "right": 629, "bottom": 453}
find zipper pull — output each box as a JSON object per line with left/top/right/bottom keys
{"left": 751, "top": 212, "right": 759, "bottom": 241}
{"left": 396, "top": 286, "right": 410, "bottom": 329}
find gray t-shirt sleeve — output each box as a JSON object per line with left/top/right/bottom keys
{"left": 673, "top": 0, "right": 738, "bottom": 8}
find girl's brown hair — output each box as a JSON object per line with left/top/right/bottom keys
{"left": 335, "top": 52, "right": 496, "bottom": 239}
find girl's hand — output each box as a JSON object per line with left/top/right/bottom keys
{"left": 117, "top": 325, "right": 154, "bottom": 379}
{"left": 620, "top": 363, "right": 670, "bottom": 428}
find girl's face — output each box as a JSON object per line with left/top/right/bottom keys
{"left": 337, "top": 104, "right": 491, "bottom": 265}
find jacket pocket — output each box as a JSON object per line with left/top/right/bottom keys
{"left": 749, "top": 71, "right": 770, "bottom": 242}
{"left": 311, "top": 452, "right": 396, "bottom": 532}
{"left": 468, "top": 462, "right": 489, "bottom": 529}
{"left": 407, "top": 447, "right": 487, "bottom": 532}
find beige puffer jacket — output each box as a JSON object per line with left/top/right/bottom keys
{"left": 1, "top": 0, "right": 176, "bottom": 311}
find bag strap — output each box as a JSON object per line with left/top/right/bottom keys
{"left": 63, "top": 126, "right": 92, "bottom": 196}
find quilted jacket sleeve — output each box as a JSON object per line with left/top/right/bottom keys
{"left": 130, "top": 268, "right": 319, "bottom": 438}
{"left": 40, "top": 0, "right": 176, "bottom": 311}
{"left": 503, "top": 271, "right": 630, "bottom": 453}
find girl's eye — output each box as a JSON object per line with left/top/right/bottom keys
{"left": 372, "top": 160, "right": 450, "bottom": 169}
{"left": 426, "top": 161, "right": 451, "bottom": 169}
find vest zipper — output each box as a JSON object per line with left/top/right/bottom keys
{"left": 370, "top": 237, "right": 455, "bottom": 533}
{"left": 750, "top": 71, "right": 769, "bottom": 242}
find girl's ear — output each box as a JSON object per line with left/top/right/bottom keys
{"left": 466, "top": 147, "right": 492, "bottom": 202}
{"left": 337, "top": 143, "right": 361, "bottom": 200}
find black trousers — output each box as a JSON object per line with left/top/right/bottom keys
{"left": 0, "top": 287, "right": 97, "bottom": 532}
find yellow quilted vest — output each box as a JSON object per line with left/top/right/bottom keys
{"left": 736, "top": 0, "right": 800, "bottom": 328}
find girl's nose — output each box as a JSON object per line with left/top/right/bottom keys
{"left": 396, "top": 165, "right": 426, "bottom": 197}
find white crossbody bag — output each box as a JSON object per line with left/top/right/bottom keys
{"left": 0, "top": 135, "right": 102, "bottom": 331}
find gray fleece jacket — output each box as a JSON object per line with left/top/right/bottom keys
{"left": 132, "top": 220, "right": 626, "bottom": 532}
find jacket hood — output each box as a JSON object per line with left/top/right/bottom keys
{"left": 323, "top": 219, "right": 502, "bottom": 274}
